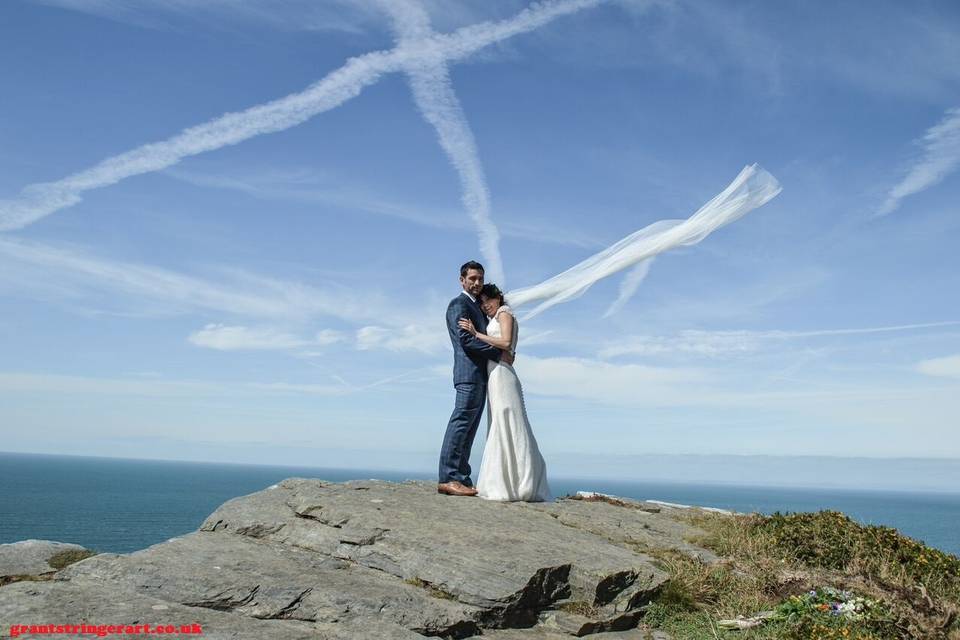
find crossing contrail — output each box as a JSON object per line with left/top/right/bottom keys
{"left": 0, "top": 0, "right": 604, "bottom": 233}
{"left": 381, "top": 0, "right": 506, "bottom": 284}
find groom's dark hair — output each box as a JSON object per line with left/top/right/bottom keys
{"left": 460, "top": 260, "right": 484, "bottom": 277}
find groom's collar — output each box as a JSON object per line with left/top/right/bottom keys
{"left": 461, "top": 290, "right": 477, "bottom": 303}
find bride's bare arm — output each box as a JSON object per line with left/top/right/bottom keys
{"left": 496, "top": 312, "right": 515, "bottom": 354}
{"left": 457, "top": 315, "right": 514, "bottom": 351}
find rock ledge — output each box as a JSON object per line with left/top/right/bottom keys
{"left": 0, "top": 479, "right": 723, "bottom": 639}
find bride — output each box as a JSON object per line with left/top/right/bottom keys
{"left": 458, "top": 284, "right": 552, "bottom": 502}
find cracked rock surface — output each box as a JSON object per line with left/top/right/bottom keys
{"left": 0, "top": 478, "right": 719, "bottom": 638}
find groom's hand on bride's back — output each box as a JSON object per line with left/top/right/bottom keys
{"left": 501, "top": 350, "right": 515, "bottom": 366}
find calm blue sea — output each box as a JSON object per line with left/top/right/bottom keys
{"left": 1, "top": 451, "right": 957, "bottom": 557}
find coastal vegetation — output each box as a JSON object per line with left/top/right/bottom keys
{"left": 0, "top": 548, "right": 96, "bottom": 587}
{"left": 641, "top": 510, "right": 960, "bottom": 639}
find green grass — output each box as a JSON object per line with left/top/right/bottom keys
{"left": 638, "top": 510, "right": 960, "bottom": 640}
{"left": 0, "top": 548, "right": 98, "bottom": 588}
{"left": 756, "top": 511, "right": 960, "bottom": 603}
{"left": 47, "top": 548, "right": 97, "bottom": 570}
{"left": 0, "top": 573, "right": 54, "bottom": 588}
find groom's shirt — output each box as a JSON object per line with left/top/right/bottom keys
{"left": 446, "top": 291, "right": 501, "bottom": 385}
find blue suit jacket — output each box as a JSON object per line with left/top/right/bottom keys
{"left": 446, "top": 292, "right": 501, "bottom": 385}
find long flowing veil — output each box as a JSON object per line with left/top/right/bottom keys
{"left": 505, "top": 164, "right": 782, "bottom": 319}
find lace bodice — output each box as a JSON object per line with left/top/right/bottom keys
{"left": 486, "top": 305, "right": 518, "bottom": 353}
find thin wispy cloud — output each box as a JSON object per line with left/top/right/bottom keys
{"left": 243, "top": 381, "right": 353, "bottom": 396}
{"left": 30, "top": 0, "right": 518, "bottom": 36}
{"left": 620, "top": 0, "right": 784, "bottom": 94}
{"left": 0, "top": 0, "right": 604, "bottom": 238}
{"left": 0, "top": 370, "right": 352, "bottom": 397}
{"left": 381, "top": 0, "right": 505, "bottom": 283}
{"left": 188, "top": 324, "right": 344, "bottom": 351}
{"left": 636, "top": 266, "right": 832, "bottom": 325}
{"left": 186, "top": 320, "right": 449, "bottom": 355}
{"left": 0, "top": 366, "right": 443, "bottom": 399}
{"left": 878, "top": 107, "right": 960, "bottom": 217}
{"left": 581, "top": 2, "right": 960, "bottom": 101}
{"left": 916, "top": 353, "right": 960, "bottom": 380}
{"left": 31, "top": 0, "right": 385, "bottom": 34}
{"left": 600, "top": 321, "right": 960, "bottom": 358}
{"left": 520, "top": 354, "right": 707, "bottom": 407}
{"left": 356, "top": 324, "right": 449, "bottom": 355}
{"left": 0, "top": 371, "right": 231, "bottom": 397}
{"left": 166, "top": 168, "right": 465, "bottom": 231}
{"left": 518, "top": 354, "right": 960, "bottom": 440}
{"left": 0, "top": 237, "right": 395, "bottom": 322}
{"left": 166, "top": 168, "right": 608, "bottom": 249}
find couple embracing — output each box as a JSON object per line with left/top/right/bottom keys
{"left": 437, "top": 260, "right": 552, "bottom": 502}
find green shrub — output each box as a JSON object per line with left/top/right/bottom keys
{"left": 47, "top": 548, "right": 97, "bottom": 570}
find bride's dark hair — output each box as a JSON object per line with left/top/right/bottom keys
{"left": 480, "top": 283, "right": 506, "bottom": 306}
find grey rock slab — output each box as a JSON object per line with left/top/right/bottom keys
{"left": 56, "top": 530, "right": 481, "bottom": 637}
{"left": 536, "top": 608, "right": 644, "bottom": 636}
{"left": 201, "top": 478, "right": 668, "bottom": 627}
{"left": 0, "top": 540, "right": 90, "bottom": 578}
{"left": 524, "top": 499, "right": 719, "bottom": 564}
{"left": 1, "top": 479, "right": 708, "bottom": 639}
{"left": 483, "top": 627, "right": 670, "bottom": 639}
{"left": 0, "top": 580, "right": 326, "bottom": 640}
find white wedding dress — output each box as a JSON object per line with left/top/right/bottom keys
{"left": 476, "top": 305, "right": 553, "bottom": 502}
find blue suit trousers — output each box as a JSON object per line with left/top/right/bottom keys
{"left": 438, "top": 382, "right": 487, "bottom": 485}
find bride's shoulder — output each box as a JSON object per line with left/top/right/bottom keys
{"left": 495, "top": 304, "right": 514, "bottom": 318}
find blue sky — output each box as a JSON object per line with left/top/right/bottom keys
{"left": 1, "top": 0, "right": 959, "bottom": 488}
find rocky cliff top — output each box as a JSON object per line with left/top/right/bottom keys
{"left": 0, "top": 478, "right": 724, "bottom": 639}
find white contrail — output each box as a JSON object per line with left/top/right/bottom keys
{"left": 507, "top": 164, "right": 783, "bottom": 319}
{"left": 603, "top": 257, "right": 654, "bottom": 318}
{"left": 877, "top": 106, "right": 960, "bottom": 217}
{"left": 0, "top": 0, "right": 604, "bottom": 232}
{"left": 599, "top": 216, "right": 690, "bottom": 317}
{"left": 381, "top": 0, "right": 505, "bottom": 284}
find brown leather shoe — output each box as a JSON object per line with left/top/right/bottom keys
{"left": 437, "top": 481, "right": 478, "bottom": 496}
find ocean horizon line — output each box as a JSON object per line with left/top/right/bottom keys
{"left": 4, "top": 449, "right": 959, "bottom": 496}
{"left": 3, "top": 450, "right": 958, "bottom": 557}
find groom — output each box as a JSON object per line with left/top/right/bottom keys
{"left": 438, "top": 260, "right": 514, "bottom": 496}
